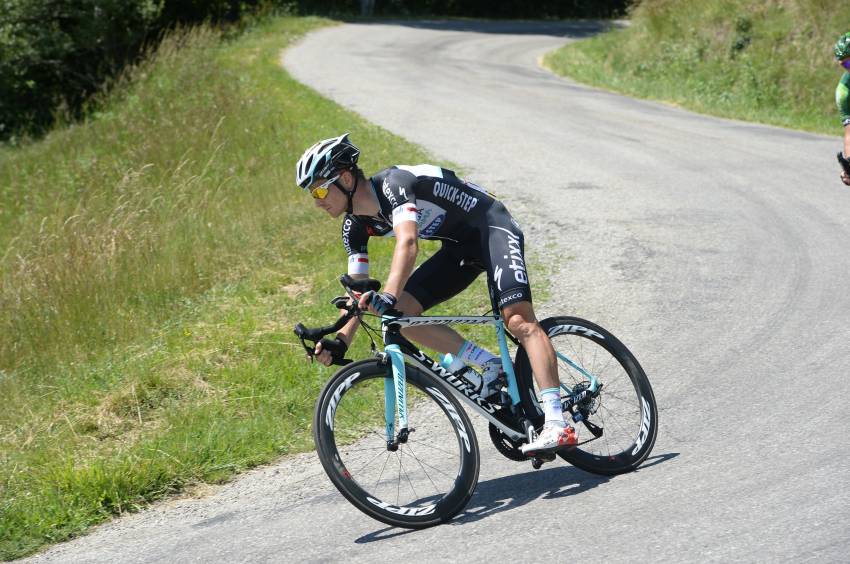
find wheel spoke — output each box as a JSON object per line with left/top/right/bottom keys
{"left": 404, "top": 443, "right": 443, "bottom": 495}
{"left": 372, "top": 450, "right": 392, "bottom": 491}
{"left": 318, "top": 366, "right": 475, "bottom": 522}
{"left": 405, "top": 438, "right": 460, "bottom": 458}
{"left": 397, "top": 450, "right": 421, "bottom": 502}
{"left": 594, "top": 408, "right": 635, "bottom": 454}
{"left": 349, "top": 447, "right": 392, "bottom": 478}
{"left": 535, "top": 320, "right": 656, "bottom": 474}
{"left": 405, "top": 443, "right": 457, "bottom": 483}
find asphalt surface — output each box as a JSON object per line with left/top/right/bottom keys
{"left": 26, "top": 20, "right": 850, "bottom": 563}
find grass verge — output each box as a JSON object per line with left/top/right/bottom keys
{"left": 0, "top": 16, "right": 496, "bottom": 559}
{"left": 544, "top": 0, "right": 847, "bottom": 135}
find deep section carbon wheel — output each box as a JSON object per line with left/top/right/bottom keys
{"left": 515, "top": 317, "right": 658, "bottom": 475}
{"left": 313, "top": 359, "right": 480, "bottom": 528}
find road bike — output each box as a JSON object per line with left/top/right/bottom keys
{"left": 294, "top": 275, "right": 658, "bottom": 529}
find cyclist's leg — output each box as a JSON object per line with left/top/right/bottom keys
{"left": 482, "top": 206, "right": 559, "bottom": 391}
{"left": 501, "top": 300, "right": 558, "bottom": 390}
{"left": 398, "top": 242, "right": 482, "bottom": 353}
{"left": 483, "top": 207, "right": 573, "bottom": 450}
{"left": 394, "top": 292, "right": 465, "bottom": 352}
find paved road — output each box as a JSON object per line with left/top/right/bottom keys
{"left": 28, "top": 20, "right": 850, "bottom": 563}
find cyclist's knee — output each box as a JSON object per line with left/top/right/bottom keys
{"left": 502, "top": 301, "right": 540, "bottom": 340}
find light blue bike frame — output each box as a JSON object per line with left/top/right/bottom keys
{"left": 379, "top": 313, "right": 600, "bottom": 443}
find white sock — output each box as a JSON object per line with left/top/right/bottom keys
{"left": 457, "top": 340, "right": 497, "bottom": 367}
{"left": 540, "top": 387, "right": 566, "bottom": 426}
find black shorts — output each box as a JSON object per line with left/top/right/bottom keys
{"left": 404, "top": 202, "right": 532, "bottom": 312}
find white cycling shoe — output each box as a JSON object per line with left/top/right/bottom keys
{"left": 521, "top": 422, "right": 578, "bottom": 456}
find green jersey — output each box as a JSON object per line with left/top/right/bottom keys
{"left": 836, "top": 72, "right": 850, "bottom": 126}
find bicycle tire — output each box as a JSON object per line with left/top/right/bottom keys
{"left": 313, "top": 358, "right": 480, "bottom": 528}
{"left": 514, "top": 316, "right": 658, "bottom": 475}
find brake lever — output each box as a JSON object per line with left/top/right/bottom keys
{"left": 294, "top": 283, "right": 367, "bottom": 366}
{"left": 331, "top": 296, "right": 349, "bottom": 310}
{"left": 294, "top": 323, "right": 317, "bottom": 361}
{"left": 294, "top": 322, "right": 354, "bottom": 366}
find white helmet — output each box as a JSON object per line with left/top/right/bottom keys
{"left": 295, "top": 133, "right": 360, "bottom": 189}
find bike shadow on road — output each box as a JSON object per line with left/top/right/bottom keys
{"left": 456, "top": 465, "right": 609, "bottom": 524}
{"left": 355, "top": 452, "right": 678, "bottom": 543}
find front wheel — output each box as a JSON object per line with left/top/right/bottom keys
{"left": 515, "top": 317, "right": 658, "bottom": 475}
{"left": 313, "top": 358, "right": 480, "bottom": 528}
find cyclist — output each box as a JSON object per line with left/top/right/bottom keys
{"left": 835, "top": 32, "right": 850, "bottom": 186}
{"left": 296, "top": 133, "right": 576, "bottom": 454}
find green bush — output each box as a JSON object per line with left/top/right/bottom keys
{"left": 0, "top": 1, "right": 159, "bottom": 138}
{"left": 0, "top": 0, "right": 285, "bottom": 141}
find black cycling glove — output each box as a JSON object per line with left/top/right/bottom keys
{"left": 365, "top": 291, "right": 397, "bottom": 315}
{"left": 318, "top": 337, "right": 348, "bottom": 362}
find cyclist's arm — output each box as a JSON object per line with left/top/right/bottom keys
{"left": 335, "top": 273, "right": 366, "bottom": 347}
{"left": 384, "top": 220, "right": 418, "bottom": 300}
{"left": 836, "top": 77, "right": 850, "bottom": 155}
{"left": 339, "top": 222, "right": 419, "bottom": 346}
{"left": 314, "top": 276, "right": 363, "bottom": 366}
{"left": 844, "top": 124, "right": 850, "bottom": 158}
{"left": 370, "top": 168, "right": 420, "bottom": 302}
{"left": 313, "top": 217, "right": 370, "bottom": 364}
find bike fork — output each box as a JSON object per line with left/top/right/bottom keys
{"left": 383, "top": 344, "right": 410, "bottom": 451}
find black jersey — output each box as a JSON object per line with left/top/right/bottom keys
{"left": 342, "top": 165, "right": 495, "bottom": 275}
{"left": 341, "top": 164, "right": 532, "bottom": 310}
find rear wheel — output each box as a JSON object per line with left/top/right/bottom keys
{"left": 313, "top": 359, "right": 480, "bottom": 528}
{"left": 515, "top": 317, "right": 658, "bottom": 475}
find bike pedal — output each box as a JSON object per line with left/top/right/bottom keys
{"left": 528, "top": 451, "right": 556, "bottom": 462}
{"left": 530, "top": 452, "right": 555, "bottom": 469}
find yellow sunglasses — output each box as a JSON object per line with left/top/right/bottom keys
{"left": 308, "top": 175, "right": 339, "bottom": 199}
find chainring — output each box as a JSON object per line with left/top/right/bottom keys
{"left": 488, "top": 423, "right": 527, "bottom": 462}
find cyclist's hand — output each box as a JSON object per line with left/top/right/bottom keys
{"left": 313, "top": 337, "right": 347, "bottom": 366}
{"left": 312, "top": 341, "right": 333, "bottom": 366}
{"left": 838, "top": 152, "right": 850, "bottom": 185}
{"left": 359, "top": 291, "right": 397, "bottom": 315}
